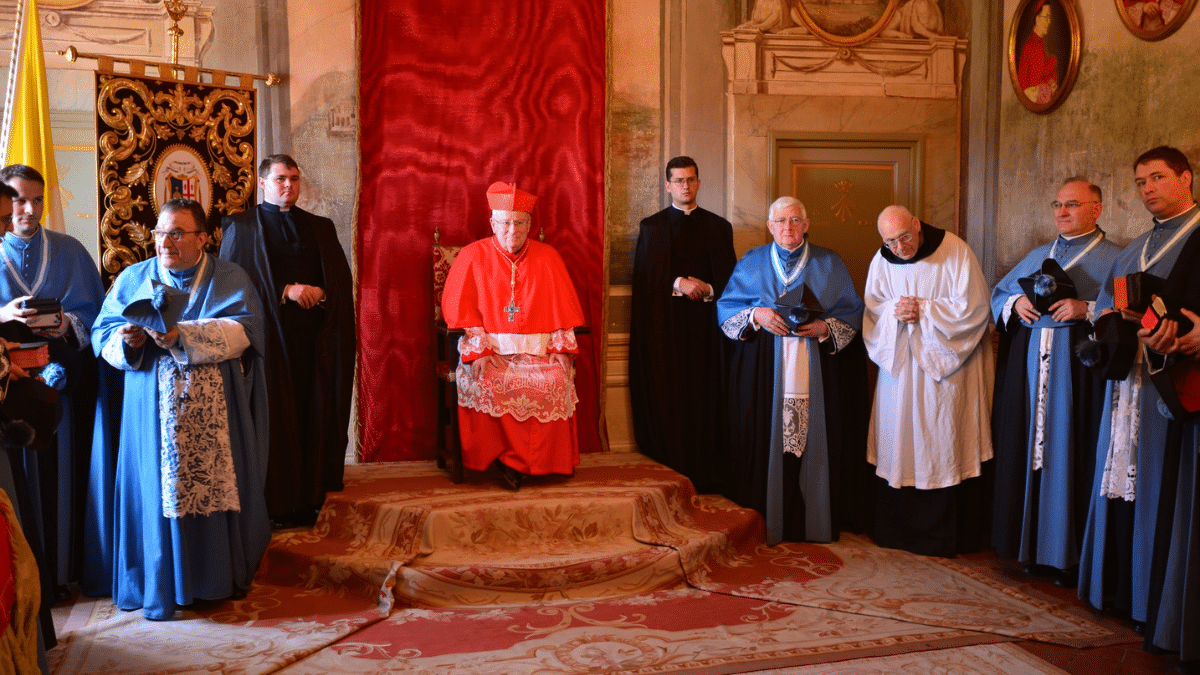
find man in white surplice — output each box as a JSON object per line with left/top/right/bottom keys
{"left": 863, "top": 205, "right": 994, "bottom": 558}
{"left": 92, "top": 198, "right": 269, "bottom": 620}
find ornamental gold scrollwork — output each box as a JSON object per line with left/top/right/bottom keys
{"left": 95, "top": 72, "right": 256, "bottom": 285}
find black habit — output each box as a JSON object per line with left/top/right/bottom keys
{"left": 220, "top": 204, "right": 356, "bottom": 523}
{"left": 630, "top": 206, "right": 735, "bottom": 494}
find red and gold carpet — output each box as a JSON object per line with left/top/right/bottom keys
{"left": 48, "top": 453, "right": 1133, "bottom": 675}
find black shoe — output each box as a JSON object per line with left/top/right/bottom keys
{"left": 1133, "top": 621, "right": 1145, "bottom": 635}
{"left": 1054, "top": 567, "right": 1078, "bottom": 588}
{"left": 1022, "top": 563, "right": 1055, "bottom": 578}
{"left": 499, "top": 464, "right": 523, "bottom": 491}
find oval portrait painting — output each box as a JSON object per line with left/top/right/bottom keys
{"left": 1007, "top": 0, "right": 1081, "bottom": 114}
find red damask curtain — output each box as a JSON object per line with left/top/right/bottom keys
{"left": 357, "top": 1, "right": 607, "bottom": 461}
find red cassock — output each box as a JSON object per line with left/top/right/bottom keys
{"left": 1017, "top": 33, "right": 1057, "bottom": 92}
{"left": 441, "top": 237, "right": 585, "bottom": 475}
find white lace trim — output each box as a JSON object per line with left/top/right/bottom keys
{"left": 65, "top": 311, "right": 91, "bottom": 350}
{"left": 172, "top": 318, "right": 250, "bottom": 365}
{"left": 826, "top": 317, "right": 856, "bottom": 353}
{"left": 456, "top": 353, "right": 577, "bottom": 422}
{"left": 1100, "top": 351, "right": 1142, "bottom": 501}
{"left": 458, "top": 330, "right": 577, "bottom": 358}
{"left": 156, "top": 356, "right": 240, "bottom": 518}
{"left": 782, "top": 395, "right": 810, "bottom": 458}
{"left": 721, "top": 307, "right": 754, "bottom": 340}
{"left": 1032, "top": 328, "right": 1053, "bottom": 471}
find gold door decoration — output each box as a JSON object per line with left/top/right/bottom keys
{"left": 95, "top": 69, "right": 256, "bottom": 285}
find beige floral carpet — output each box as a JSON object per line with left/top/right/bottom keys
{"left": 48, "top": 453, "right": 1132, "bottom": 675}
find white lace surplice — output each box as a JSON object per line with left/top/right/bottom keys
{"left": 456, "top": 329, "right": 578, "bottom": 422}
{"left": 158, "top": 319, "right": 250, "bottom": 517}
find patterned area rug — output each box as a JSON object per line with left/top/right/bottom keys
{"left": 48, "top": 453, "right": 1133, "bottom": 675}
{"left": 273, "top": 588, "right": 1009, "bottom": 674}
{"left": 753, "top": 643, "right": 1070, "bottom": 675}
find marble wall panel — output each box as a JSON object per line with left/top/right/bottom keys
{"left": 729, "top": 93, "right": 959, "bottom": 256}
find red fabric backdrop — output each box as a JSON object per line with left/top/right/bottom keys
{"left": 357, "top": 1, "right": 607, "bottom": 462}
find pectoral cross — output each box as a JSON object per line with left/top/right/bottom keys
{"left": 504, "top": 300, "right": 520, "bottom": 321}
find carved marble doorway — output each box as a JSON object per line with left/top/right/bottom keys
{"left": 773, "top": 134, "right": 922, "bottom": 293}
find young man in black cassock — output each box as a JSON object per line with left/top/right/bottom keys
{"left": 220, "top": 155, "right": 356, "bottom": 528}
{"left": 630, "top": 156, "right": 736, "bottom": 495}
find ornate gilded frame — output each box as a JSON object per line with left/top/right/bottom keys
{"left": 1007, "top": 0, "right": 1082, "bottom": 114}
{"left": 792, "top": 0, "right": 900, "bottom": 47}
{"left": 95, "top": 67, "right": 256, "bottom": 285}
{"left": 1115, "top": 0, "right": 1197, "bottom": 40}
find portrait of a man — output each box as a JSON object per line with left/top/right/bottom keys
{"left": 1008, "top": 0, "right": 1080, "bottom": 113}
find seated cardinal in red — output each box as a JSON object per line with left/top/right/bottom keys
{"left": 441, "top": 182, "right": 585, "bottom": 490}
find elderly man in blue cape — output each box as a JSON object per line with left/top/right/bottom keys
{"left": 1078, "top": 146, "right": 1200, "bottom": 658}
{"left": 92, "top": 198, "right": 269, "bottom": 620}
{"left": 990, "top": 178, "right": 1122, "bottom": 588}
{"left": 717, "top": 196, "right": 869, "bottom": 545}
{"left": 0, "top": 164, "right": 103, "bottom": 633}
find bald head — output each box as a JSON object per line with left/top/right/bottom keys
{"left": 877, "top": 205, "right": 923, "bottom": 260}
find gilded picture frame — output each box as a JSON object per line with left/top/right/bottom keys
{"left": 792, "top": 0, "right": 901, "bottom": 47}
{"left": 1007, "top": 0, "right": 1082, "bottom": 114}
{"left": 1115, "top": 0, "right": 1197, "bottom": 40}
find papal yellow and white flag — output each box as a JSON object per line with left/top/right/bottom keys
{"left": 2, "top": 0, "right": 65, "bottom": 232}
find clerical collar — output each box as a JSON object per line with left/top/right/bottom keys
{"left": 880, "top": 222, "right": 945, "bottom": 265}
{"left": 1153, "top": 203, "right": 1199, "bottom": 229}
{"left": 671, "top": 204, "right": 696, "bottom": 216}
{"left": 1059, "top": 228, "right": 1098, "bottom": 242}
{"left": 6, "top": 228, "right": 38, "bottom": 243}
{"left": 260, "top": 201, "right": 291, "bottom": 214}
{"left": 774, "top": 239, "right": 806, "bottom": 260}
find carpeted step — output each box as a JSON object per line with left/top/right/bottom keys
{"left": 258, "top": 455, "right": 759, "bottom": 609}
{"left": 395, "top": 492, "right": 691, "bottom": 606}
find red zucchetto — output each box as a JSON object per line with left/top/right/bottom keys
{"left": 486, "top": 182, "right": 537, "bottom": 213}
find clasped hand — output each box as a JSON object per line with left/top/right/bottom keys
{"left": 469, "top": 353, "right": 573, "bottom": 380}
{"left": 894, "top": 296, "right": 921, "bottom": 324}
{"left": 677, "top": 277, "right": 711, "bottom": 301}
{"left": 119, "top": 324, "right": 179, "bottom": 350}
{"left": 1015, "top": 296, "right": 1087, "bottom": 324}
{"left": 286, "top": 284, "right": 325, "bottom": 309}
{"left": 752, "top": 307, "right": 829, "bottom": 339}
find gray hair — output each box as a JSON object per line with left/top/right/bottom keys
{"left": 768, "top": 196, "right": 806, "bottom": 220}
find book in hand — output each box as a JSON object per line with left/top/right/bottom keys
{"left": 1113, "top": 272, "right": 1163, "bottom": 315}
{"left": 7, "top": 342, "right": 49, "bottom": 370}
{"left": 1017, "top": 258, "right": 1077, "bottom": 315}
{"left": 1140, "top": 294, "right": 1195, "bottom": 336}
{"left": 20, "top": 297, "right": 61, "bottom": 329}
{"left": 775, "top": 284, "right": 825, "bottom": 332}
{"left": 120, "top": 279, "right": 189, "bottom": 333}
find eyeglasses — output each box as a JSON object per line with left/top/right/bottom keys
{"left": 883, "top": 233, "right": 914, "bottom": 250}
{"left": 768, "top": 217, "right": 807, "bottom": 226}
{"left": 152, "top": 229, "right": 202, "bottom": 242}
{"left": 669, "top": 177, "right": 699, "bottom": 186}
{"left": 491, "top": 218, "right": 530, "bottom": 229}
{"left": 1051, "top": 200, "right": 1099, "bottom": 210}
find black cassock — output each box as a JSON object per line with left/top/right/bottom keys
{"left": 630, "top": 206, "right": 735, "bottom": 494}
{"left": 221, "top": 204, "right": 356, "bottom": 522}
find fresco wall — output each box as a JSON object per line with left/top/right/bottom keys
{"left": 995, "top": 0, "right": 1200, "bottom": 277}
